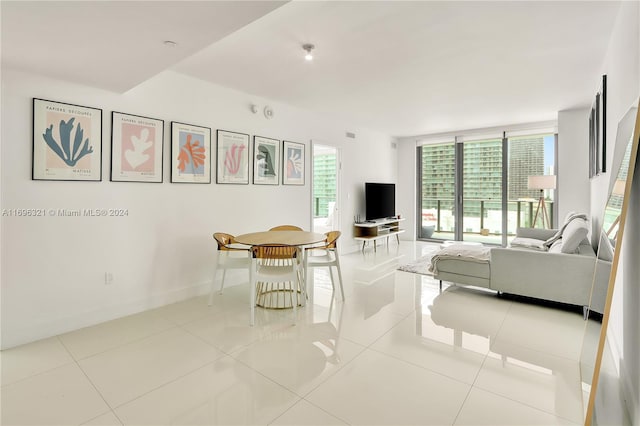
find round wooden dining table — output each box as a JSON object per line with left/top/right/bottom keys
{"left": 234, "top": 230, "right": 326, "bottom": 247}
{"left": 235, "top": 230, "right": 326, "bottom": 309}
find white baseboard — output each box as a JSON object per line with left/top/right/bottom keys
{"left": 1, "top": 280, "right": 210, "bottom": 350}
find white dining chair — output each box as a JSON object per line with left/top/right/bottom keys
{"left": 209, "top": 232, "right": 251, "bottom": 306}
{"left": 249, "top": 244, "right": 303, "bottom": 326}
{"left": 304, "top": 231, "right": 345, "bottom": 301}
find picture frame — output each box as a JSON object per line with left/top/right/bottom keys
{"left": 32, "top": 98, "right": 102, "bottom": 181}
{"left": 589, "top": 74, "right": 607, "bottom": 178}
{"left": 282, "top": 141, "right": 305, "bottom": 185}
{"left": 111, "top": 112, "right": 164, "bottom": 183}
{"left": 253, "top": 135, "right": 280, "bottom": 185}
{"left": 170, "top": 121, "right": 211, "bottom": 184}
{"left": 216, "top": 129, "right": 250, "bottom": 184}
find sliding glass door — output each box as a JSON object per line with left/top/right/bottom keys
{"left": 506, "top": 134, "right": 556, "bottom": 243}
{"left": 462, "top": 138, "right": 504, "bottom": 244}
{"left": 418, "top": 131, "right": 556, "bottom": 246}
{"left": 418, "top": 142, "right": 455, "bottom": 240}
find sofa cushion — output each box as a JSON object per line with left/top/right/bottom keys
{"left": 560, "top": 218, "right": 589, "bottom": 253}
{"left": 548, "top": 240, "right": 563, "bottom": 253}
{"left": 510, "top": 237, "right": 546, "bottom": 251}
{"left": 597, "top": 235, "right": 614, "bottom": 262}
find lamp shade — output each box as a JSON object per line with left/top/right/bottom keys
{"left": 612, "top": 179, "right": 626, "bottom": 196}
{"left": 528, "top": 175, "right": 556, "bottom": 190}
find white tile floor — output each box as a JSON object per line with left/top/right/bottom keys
{"left": 1, "top": 242, "right": 591, "bottom": 425}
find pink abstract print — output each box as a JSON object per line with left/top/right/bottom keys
{"left": 121, "top": 123, "right": 155, "bottom": 172}
{"left": 286, "top": 146, "right": 303, "bottom": 179}
{"left": 224, "top": 143, "right": 246, "bottom": 176}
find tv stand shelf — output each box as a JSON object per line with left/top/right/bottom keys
{"left": 354, "top": 218, "right": 405, "bottom": 252}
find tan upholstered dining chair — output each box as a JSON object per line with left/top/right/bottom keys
{"left": 269, "top": 225, "right": 303, "bottom": 231}
{"left": 249, "top": 244, "right": 303, "bottom": 326}
{"left": 209, "top": 232, "right": 250, "bottom": 306}
{"left": 304, "top": 231, "right": 345, "bottom": 301}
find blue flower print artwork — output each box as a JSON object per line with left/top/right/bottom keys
{"left": 32, "top": 99, "right": 102, "bottom": 181}
{"left": 42, "top": 117, "right": 93, "bottom": 167}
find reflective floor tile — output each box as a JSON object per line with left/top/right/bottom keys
{"left": 115, "top": 356, "right": 299, "bottom": 425}
{"left": 306, "top": 349, "right": 470, "bottom": 425}
{"left": 454, "top": 387, "right": 578, "bottom": 425}
{"left": 0, "top": 336, "right": 74, "bottom": 386}
{"left": 79, "top": 327, "right": 222, "bottom": 407}
{"left": 370, "top": 312, "right": 488, "bottom": 384}
{"left": 1, "top": 363, "right": 109, "bottom": 425}
{"left": 269, "top": 399, "right": 348, "bottom": 425}
{"left": 59, "top": 309, "right": 175, "bottom": 360}
{"left": 231, "top": 324, "right": 365, "bottom": 396}
{"left": 182, "top": 306, "right": 290, "bottom": 354}
{"left": 81, "top": 410, "right": 123, "bottom": 425}
{"left": 153, "top": 292, "right": 246, "bottom": 326}
{"left": 475, "top": 348, "right": 583, "bottom": 423}
{"left": 494, "top": 301, "right": 586, "bottom": 361}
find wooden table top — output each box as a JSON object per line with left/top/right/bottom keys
{"left": 235, "top": 231, "right": 326, "bottom": 246}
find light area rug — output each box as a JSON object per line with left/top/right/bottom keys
{"left": 397, "top": 250, "right": 438, "bottom": 276}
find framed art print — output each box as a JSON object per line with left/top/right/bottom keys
{"left": 253, "top": 135, "right": 280, "bottom": 185}
{"left": 283, "top": 141, "right": 305, "bottom": 185}
{"left": 171, "top": 122, "right": 211, "bottom": 183}
{"left": 32, "top": 98, "right": 102, "bottom": 181}
{"left": 589, "top": 75, "right": 607, "bottom": 178}
{"left": 111, "top": 112, "right": 164, "bottom": 183}
{"left": 217, "top": 129, "right": 250, "bottom": 184}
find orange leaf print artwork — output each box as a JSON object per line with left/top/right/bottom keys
{"left": 177, "top": 134, "right": 206, "bottom": 174}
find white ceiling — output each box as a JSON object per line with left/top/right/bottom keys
{"left": 2, "top": 1, "right": 622, "bottom": 137}
{"left": 0, "top": 1, "right": 287, "bottom": 92}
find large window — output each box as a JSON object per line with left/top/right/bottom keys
{"left": 419, "top": 142, "right": 455, "bottom": 240}
{"left": 418, "top": 131, "right": 556, "bottom": 245}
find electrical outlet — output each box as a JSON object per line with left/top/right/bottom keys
{"left": 104, "top": 272, "right": 113, "bottom": 285}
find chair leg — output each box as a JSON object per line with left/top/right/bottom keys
{"left": 292, "top": 269, "right": 298, "bottom": 326}
{"left": 209, "top": 251, "right": 220, "bottom": 306}
{"left": 334, "top": 252, "right": 346, "bottom": 301}
{"left": 249, "top": 260, "right": 256, "bottom": 327}
{"left": 220, "top": 267, "right": 228, "bottom": 294}
{"left": 328, "top": 265, "right": 336, "bottom": 293}
{"left": 208, "top": 270, "right": 217, "bottom": 306}
{"left": 302, "top": 252, "right": 309, "bottom": 306}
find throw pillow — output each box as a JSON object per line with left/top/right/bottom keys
{"left": 543, "top": 212, "right": 589, "bottom": 248}
{"left": 560, "top": 218, "right": 589, "bottom": 253}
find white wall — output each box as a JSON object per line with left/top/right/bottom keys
{"left": 592, "top": 0, "right": 640, "bottom": 422}
{"left": 396, "top": 139, "right": 416, "bottom": 240}
{"left": 0, "top": 69, "right": 396, "bottom": 349}
{"left": 557, "top": 108, "right": 591, "bottom": 223}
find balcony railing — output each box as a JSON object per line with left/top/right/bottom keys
{"left": 314, "top": 196, "right": 336, "bottom": 218}
{"left": 420, "top": 198, "right": 554, "bottom": 239}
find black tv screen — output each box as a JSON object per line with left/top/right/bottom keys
{"left": 365, "top": 182, "right": 395, "bottom": 220}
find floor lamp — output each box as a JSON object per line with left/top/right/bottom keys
{"left": 606, "top": 179, "right": 626, "bottom": 237}
{"left": 528, "top": 175, "right": 556, "bottom": 228}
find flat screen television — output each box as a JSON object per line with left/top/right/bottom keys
{"left": 365, "top": 182, "right": 395, "bottom": 220}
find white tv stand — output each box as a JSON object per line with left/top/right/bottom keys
{"left": 354, "top": 217, "right": 405, "bottom": 252}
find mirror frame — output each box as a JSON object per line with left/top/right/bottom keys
{"left": 585, "top": 99, "right": 640, "bottom": 425}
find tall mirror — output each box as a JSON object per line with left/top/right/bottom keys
{"left": 582, "top": 100, "right": 640, "bottom": 424}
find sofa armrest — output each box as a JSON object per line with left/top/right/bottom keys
{"left": 515, "top": 227, "right": 557, "bottom": 241}
{"left": 491, "top": 247, "right": 597, "bottom": 307}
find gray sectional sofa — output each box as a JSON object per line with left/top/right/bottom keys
{"left": 432, "top": 221, "right": 611, "bottom": 314}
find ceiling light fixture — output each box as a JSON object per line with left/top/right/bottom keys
{"left": 303, "top": 43, "right": 315, "bottom": 61}
{"left": 163, "top": 40, "right": 177, "bottom": 48}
